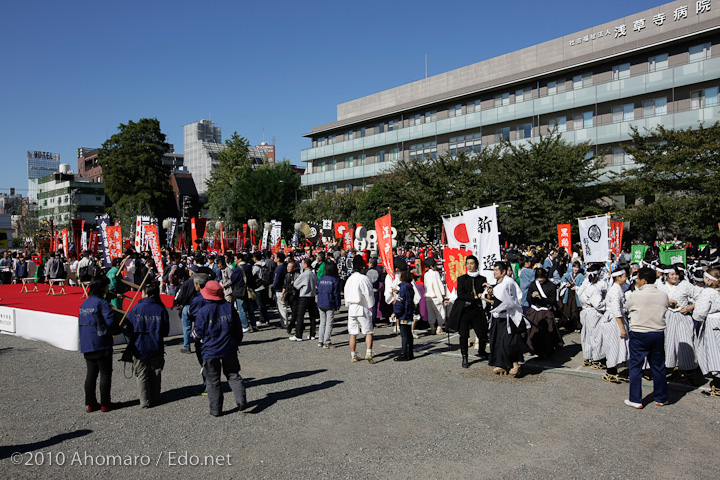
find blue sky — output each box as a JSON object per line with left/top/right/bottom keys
{"left": 0, "top": 0, "right": 663, "bottom": 195}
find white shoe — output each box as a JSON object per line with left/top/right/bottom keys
{"left": 242, "top": 327, "right": 251, "bottom": 333}
{"left": 624, "top": 399, "right": 643, "bottom": 409}
{"left": 289, "top": 336, "right": 303, "bottom": 341}
{"left": 412, "top": 332, "right": 419, "bottom": 339}
{"left": 308, "top": 336, "right": 317, "bottom": 340}
{"left": 436, "top": 326, "right": 444, "bottom": 335}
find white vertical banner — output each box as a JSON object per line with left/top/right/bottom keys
{"left": 463, "top": 205, "right": 501, "bottom": 284}
{"left": 322, "top": 219, "right": 333, "bottom": 244}
{"left": 578, "top": 215, "right": 610, "bottom": 263}
{"left": 441, "top": 214, "right": 469, "bottom": 249}
{"left": 270, "top": 220, "right": 282, "bottom": 248}
{"left": 134, "top": 216, "right": 152, "bottom": 251}
{"left": 261, "top": 226, "right": 270, "bottom": 250}
{"left": 81, "top": 231, "right": 88, "bottom": 250}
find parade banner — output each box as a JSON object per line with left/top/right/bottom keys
{"left": 219, "top": 222, "right": 225, "bottom": 254}
{"left": 322, "top": 219, "right": 333, "bottom": 239}
{"left": 81, "top": 231, "right": 88, "bottom": 251}
{"left": 306, "top": 222, "right": 321, "bottom": 244}
{"left": 164, "top": 218, "right": 177, "bottom": 249}
{"left": 334, "top": 221, "right": 349, "bottom": 239}
{"left": 342, "top": 225, "right": 354, "bottom": 250}
{"left": 97, "top": 215, "right": 112, "bottom": 269}
{"left": 610, "top": 221, "right": 624, "bottom": 257}
{"left": 190, "top": 217, "right": 198, "bottom": 248}
{"left": 578, "top": 215, "right": 610, "bottom": 263}
{"left": 557, "top": 224, "right": 571, "bottom": 252}
{"left": 375, "top": 214, "right": 394, "bottom": 280}
{"left": 144, "top": 224, "right": 164, "bottom": 277}
{"left": 443, "top": 247, "right": 472, "bottom": 295}
{"left": 89, "top": 232, "right": 98, "bottom": 255}
{"left": 270, "top": 220, "right": 282, "bottom": 250}
{"left": 105, "top": 226, "right": 122, "bottom": 260}
{"left": 631, "top": 245, "right": 649, "bottom": 263}
{"left": 261, "top": 225, "right": 270, "bottom": 250}
{"left": 441, "top": 214, "right": 469, "bottom": 248}
{"left": 134, "top": 216, "right": 152, "bottom": 252}
{"left": 62, "top": 229, "right": 69, "bottom": 259}
{"left": 463, "top": 205, "right": 501, "bottom": 284}
{"left": 291, "top": 230, "right": 299, "bottom": 248}
{"left": 660, "top": 249, "right": 687, "bottom": 267}
{"left": 71, "top": 219, "right": 83, "bottom": 253}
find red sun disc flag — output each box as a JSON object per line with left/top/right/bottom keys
{"left": 557, "top": 224, "right": 571, "bottom": 251}
{"left": 375, "top": 214, "right": 394, "bottom": 280}
{"left": 454, "top": 223, "right": 470, "bottom": 243}
{"left": 144, "top": 224, "right": 164, "bottom": 278}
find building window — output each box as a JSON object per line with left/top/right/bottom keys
{"left": 547, "top": 79, "right": 566, "bottom": 96}
{"left": 691, "top": 87, "right": 719, "bottom": 109}
{"left": 449, "top": 104, "right": 463, "bottom": 117}
{"left": 612, "top": 147, "right": 633, "bottom": 166}
{"left": 612, "top": 103, "right": 634, "bottom": 123}
{"left": 425, "top": 110, "right": 437, "bottom": 122}
{"left": 449, "top": 132, "right": 482, "bottom": 155}
{"left": 689, "top": 42, "right": 711, "bottom": 63}
{"left": 612, "top": 63, "right": 631, "bottom": 80}
{"left": 317, "top": 137, "right": 326, "bottom": 147}
{"left": 378, "top": 122, "right": 385, "bottom": 134}
{"left": 388, "top": 147, "right": 400, "bottom": 161}
{"left": 346, "top": 130, "right": 354, "bottom": 141}
{"left": 516, "top": 122, "right": 532, "bottom": 140}
{"left": 359, "top": 153, "right": 366, "bottom": 166}
{"left": 360, "top": 127, "right": 366, "bottom": 138}
{"left": 345, "top": 183, "right": 353, "bottom": 192}
{"left": 378, "top": 150, "right": 385, "bottom": 163}
{"left": 408, "top": 113, "right": 422, "bottom": 127}
{"left": 388, "top": 120, "right": 396, "bottom": 131}
{"left": 548, "top": 116, "right": 567, "bottom": 132}
{"left": 515, "top": 86, "right": 532, "bottom": 102}
{"left": 648, "top": 53, "right": 669, "bottom": 72}
{"left": 583, "top": 111, "right": 593, "bottom": 128}
{"left": 494, "top": 127, "right": 511, "bottom": 143}
{"left": 409, "top": 141, "right": 437, "bottom": 160}
{"left": 642, "top": 97, "right": 667, "bottom": 117}
{"left": 330, "top": 185, "right": 337, "bottom": 193}
{"left": 346, "top": 156, "right": 354, "bottom": 168}
{"left": 317, "top": 161, "right": 326, "bottom": 173}
{"left": 573, "top": 72, "right": 592, "bottom": 89}
{"left": 494, "top": 92, "right": 510, "bottom": 107}
{"left": 467, "top": 100, "right": 482, "bottom": 113}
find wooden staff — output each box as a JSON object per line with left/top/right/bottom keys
{"left": 118, "top": 269, "right": 152, "bottom": 326}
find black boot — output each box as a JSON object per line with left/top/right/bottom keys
{"left": 461, "top": 355, "right": 469, "bottom": 368}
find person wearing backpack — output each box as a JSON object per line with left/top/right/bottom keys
{"left": 252, "top": 252, "right": 271, "bottom": 327}
{"left": 231, "top": 253, "right": 255, "bottom": 334}
{"left": 77, "top": 250, "right": 95, "bottom": 283}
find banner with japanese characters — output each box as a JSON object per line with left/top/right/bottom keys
{"left": 322, "top": 219, "right": 333, "bottom": 241}
{"left": 557, "top": 224, "right": 571, "bottom": 251}
{"left": 144, "top": 224, "right": 164, "bottom": 277}
{"left": 578, "top": 215, "right": 610, "bottom": 263}
{"left": 105, "top": 226, "right": 123, "bottom": 260}
{"left": 270, "top": 220, "right": 282, "bottom": 250}
{"left": 463, "top": 205, "right": 501, "bottom": 284}
{"left": 97, "top": 215, "right": 112, "bottom": 269}
{"left": 375, "top": 214, "right": 394, "bottom": 281}
{"left": 61, "top": 229, "right": 69, "bottom": 259}
{"left": 443, "top": 247, "right": 472, "bottom": 296}
{"left": 660, "top": 248, "right": 687, "bottom": 267}
{"left": 81, "top": 231, "right": 88, "bottom": 251}
{"left": 164, "top": 218, "right": 177, "bottom": 249}
{"left": 334, "top": 221, "right": 349, "bottom": 239}
{"left": 134, "top": 216, "right": 152, "bottom": 251}
{"left": 610, "top": 221, "right": 624, "bottom": 257}
{"left": 631, "top": 245, "right": 649, "bottom": 263}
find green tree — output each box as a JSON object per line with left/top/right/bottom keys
{"left": 293, "top": 190, "right": 366, "bottom": 224}
{"left": 617, "top": 122, "right": 720, "bottom": 242}
{"left": 206, "top": 132, "right": 253, "bottom": 213}
{"left": 487, "top": 131, "right": 606, "bottom": 244}
{"left": 98, "top": 118, "right": 174, "bottom": 223}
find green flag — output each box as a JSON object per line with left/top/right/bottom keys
{"left": 659, "top": 249, "right": 687, "bottom": 266}
{"left": 631, "top": 245, "right": 649, "bottom": 263}
{"left": 660, "top": 243, "right": 674, "bottom": 251}
{"left": 700, "top": 243, "right": 709, "bottom": 251}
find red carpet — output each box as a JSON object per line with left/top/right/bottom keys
{"left": 0, "top": 283, "right": 175, "bottom": 317}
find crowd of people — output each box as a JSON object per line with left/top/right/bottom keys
{"left": 3, "top": 237, "right": 720, "bottom": 415}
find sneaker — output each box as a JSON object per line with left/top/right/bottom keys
{"left": 365, "top": 356, "right": 375, "bottom": 364}
{"left": 351, "top": 356, "right": 360, "bottom": 363}
{"left": 624, "top": 399, "right": 643, "bottom": 409}
{"left": 655, "top": 401, "right": 667, "bottom": 406}
{"left": 308, "top": 336, "right": 317, "bottom": 340}
{"left": 87, "top": 403, "right": 101, "bottom": 413}
{"left": 242, "top": 327, "right": 251, "bottom": 333}
{"left": 101, "top": 402, "right": 121, "bottom": 412}
{"left": 318, "top": 342, "right": 323, "bottom": 347}
{"left": 436, "top": 326, "right": 444, "bottom": 335}
{"left": 180, "top": 347, "right": 192, "bottom": 354}
{"left": 257, "top": 322, "right": 269, "bottom": 327}
{"left": 325, "top": 343, "right": 335, "bottom": 349}
{"left": 289, "top": 336, "right": 303, "bottom": 341}
{"left": 412, "top": 332, "right": 419, "bottom": 339}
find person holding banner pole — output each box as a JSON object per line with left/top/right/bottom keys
{"left": 446, "top": 255, "right": 488, "bottom": 368}
{"left": 598, "top": 268, "right": 630, "bottom": 384}
{"left": 486, "top": 261, "right": 527, "bottom": 376}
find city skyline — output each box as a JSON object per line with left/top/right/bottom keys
{"left": 0, "top": 0, "right": 662, "bottom": 196}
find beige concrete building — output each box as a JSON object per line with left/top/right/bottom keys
{"left": 301, "top": 0, "right": 720, "bottom": 195}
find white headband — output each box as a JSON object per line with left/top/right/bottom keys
{"left": 611, "top": 270, "right": 626, "bottom": 278}
{"left": 704, "top": 271, "right": 719, "bottom": 282}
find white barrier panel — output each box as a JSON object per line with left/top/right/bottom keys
{"left": 1, "top": 306, "right": 182, "bottom": 352}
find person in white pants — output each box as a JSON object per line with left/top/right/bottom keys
{"left": 423, "top": 258, "right": 447, "bottom": 334}
{"left": 345, "top": 256, "right": 376, "bottom": 363}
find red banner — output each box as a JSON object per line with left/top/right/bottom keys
{"left": 342, "top": 227, "right": 354, "bottom": 250}
{"left": 334, "top": 222, "right": 348, "bottom": 238}
{"left": 190, "top": 217, "right": 197, "bottom": 249}
{"left": 105, "top": 226, "right": 123, "bottom": 260}
{"left": 219, "top": 222, "right": 225, "bottom": 254}
{"left": 557, "top": 224, "right": 571, "bottom": 251}
{"left": 144, "top": 224, "right": 164, "bottom": 277}
{"left": 443, "top": 247, "right": 472, "bottom": 295}
{"left": 89, "top": 232, "right": 98, "bottom": 254}
{"left": 375, "top": 214, "right": 394, "bottom": 281}
{"left": 610, "top": 221, "right": 624, "bottom": 256}
{"left": 62, "top": 229, "right": 69, "bottom": 259}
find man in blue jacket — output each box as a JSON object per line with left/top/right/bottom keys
{"left": 126, "top": 282, "right": 170, "bottom": 408}
{"left": 194, "top": 280, "right": 247, "bottom": 416}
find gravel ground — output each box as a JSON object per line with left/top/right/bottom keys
{"left": 1, "top": 306, "right": 719, "bottom": 479}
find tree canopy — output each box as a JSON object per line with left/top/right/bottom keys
{"left": 98, "top": 118, "right": 174, "bottom": 226}
{"left": 616, "top": 122, "right": 720, "bottom": 242}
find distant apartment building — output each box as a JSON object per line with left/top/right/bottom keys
{"left": 38, "top": 170, "right": 105, "bottom": 227}
{"left": 27, "top": 150, "right": 60, "bottom": 201}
